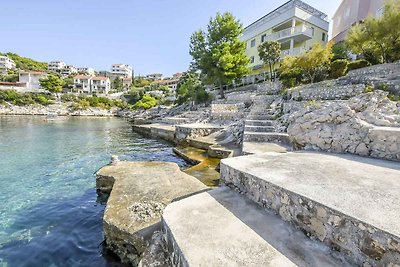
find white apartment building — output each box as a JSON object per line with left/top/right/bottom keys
{"left": 145, "top": 73, "right": 163, "bottom": 81}
{"left": 77, "top": 67, "right": 95, "bottom": 76}
{"left": 48, "top": 61, "right": 66, "bottom": 72}
{"left": 19, "top": 72, "right": 48, "bottom": 91}
{"left": 73, "top": 75, "right": 110, "bottom": 94}
{"left": 92, "top": 77, "right": 111, "bottom": 94}
{"left": 110, "top": 64, "right": 132, "bottom": 77}
{"left": 61, "top": 65, "right": 78, "bottom": 76}
{"left": 0, "top": 56, "right": 16, "bottom": 71}
{"left": 241, "top": 0, "right": 329, "bottom": 72}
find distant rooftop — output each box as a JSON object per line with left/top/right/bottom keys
{"left": 244, "top": 0, "right": 328, "bottom": 31}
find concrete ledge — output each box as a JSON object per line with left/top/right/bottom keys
{"left": 132, "top": 124, "right": 176, "bottom": 143}
{"left": 162, "top": 186, "right": 352, "bottom": 267}
{"left": 220, "top": 152, "right": 400, "bottom": 266}
{"left": 96, "top": 161, "right": 207, "bottom": 265}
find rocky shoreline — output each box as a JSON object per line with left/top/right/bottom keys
{"left": 0, "top": 102, "right": 120, "bottom": 117}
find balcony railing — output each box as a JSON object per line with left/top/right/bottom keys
{"left": 281, "top": 47, "right": 307, "bottom": 57}
{"left": 267, "top": 25, "right": 313, "bottom": 41}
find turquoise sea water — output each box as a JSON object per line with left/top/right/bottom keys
{"left": 0, "top": 116, "right": 187, "bottom": 267}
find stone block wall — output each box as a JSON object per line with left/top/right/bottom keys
{"left": 220, "top": 164, "right": 400, "bottom": 267}
{"left": 288, "top": 84, "right": 365, "bottom": 101}
{"left": 211, "top": 103, "right": 247, "bottom": 121}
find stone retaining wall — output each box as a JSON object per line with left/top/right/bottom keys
{"left": 288, "top": 83, "right": 365, "bottom": 101}
{"left": 287, "top": 91, "right": 400, "bottom": 161}
{"left": 220, "top": 158, "right": 400, "bottom": 267}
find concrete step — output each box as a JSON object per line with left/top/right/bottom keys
{"left": 220, "top": 152, "right": 400, "bottom": 266}
{"left": 244, "top": 125, "right": 275, "bottom": 133}
{"left": 245, "top": 119, "right": 274, "bottom": 126}
{"left": 247, "top": 114, "right": 275, "bottom": 120}
{"left": 162, "top": 186, "right": 352, "bottom": 267}
{"left": 242, "top": 141, "right": 289, "bottom": 155}
{"left": 243, "top": 132, "right": 290, "bottom": 144}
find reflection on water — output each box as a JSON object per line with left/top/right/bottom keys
{"left": 0, "top": 116, "right": 187, "bottom": 267}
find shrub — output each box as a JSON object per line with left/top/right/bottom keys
{"left": 61, "top": 94, "right": 78, "bottom": 102}
{"left": 347, "top": 59, "right": 371, "bottom": 71}
{"left": 194, "top": 88, "right": 212, "bottom": 104}
{"left": 279, "top": 67, "right": 303, "bottom": 88}
{"left": 72, "top": 99, "right": 90, "bottom": 110}
{"left": 133, "top": 94, "right": 158, "bottom": 109}
{"left": 330, "top": 59, "right": 349, "bottom": 79}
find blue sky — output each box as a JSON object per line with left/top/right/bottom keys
{"left": 0, "top": 0, "right": 341, "bottom": 77}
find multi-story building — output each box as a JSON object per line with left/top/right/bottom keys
{"left": 48, "top": 61, "right": 66, "bottom": 73}
{"left": 92, "top": 77, "right": 111, "bottom": 94}
{"left": 77, "top": 67, "right": 95, "bottom": 76}
{"left": 110, "top": 64, "right": 133, "bottom": 78}
{"left": 61, "top": 65, "right": 78, "bottom": 76}
{"left": 145, "top": 73, "right": 163, "bottom": 81}
{"left": 241, "top": 0, "right": 329, "bottom": 72}
{"left": 0, "top": 56, "right": 16, "bottom": 73}
{"left": 19, "top": 72, "right": 48, "bottom": 91}
{"left": 331, "top": 0, "right": 385, "bottom": 43}
{"left": 73, "top": 75, "right": 110, "bottom": 94}
{"left": 122, "top": 77, "right": 132, "bottom": 90}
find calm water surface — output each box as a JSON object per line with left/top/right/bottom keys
{"left": 0, "top": 116, "right": 187, "bottom": 267}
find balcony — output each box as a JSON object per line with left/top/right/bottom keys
{"left": 280, "top": 47, "right": 307, "bottom": 58}
{"left": 267, "top": 25, "right": 313, "bottom": 43}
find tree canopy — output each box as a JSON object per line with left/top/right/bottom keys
{"left": 39, "top": 74, "right": 63, "bottom": 93}
{"left": 258, "top": 41, "right": 281, "bottom": 80}
{"left": 346, "top": 0, "right": 400, "bottom": 64}
{"left": 189, "top": 12, "right": 250, "bottom": 98}
{"left": 112, "top": 76, "right": 124, "bottom": 92}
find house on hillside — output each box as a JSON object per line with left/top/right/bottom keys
{"left": 92, "top": 77, "right": 111, "bottom": 94}
{"left": 0, "top": 56, "right": 16, "bottom": 74}
{"left": 77, "top": 67, "right": 95, "bottom": 76}
{"left": 48, "top": 61, "right": 66, "bottom": 73}
{"left": 145, "top": 73, "right": 163, "bottom": 81}
{"left": 241, "top": 0, "right": 329, "bottom": 74}
{"left": 110, "top": 64, "right": 132, "bottom": 78}
{"left": 73, "top": 75, "right": 110, "bottom": 94}
{"left": 331, "top": 0, "right": 385, "bottom": 43}
{"left": 122, "top": 77, "right": 132, "bottom": 90}
{"left": 61, "top": 65, "right": 78, "bottom": 76}
{"left": 19, "top": 72, "right": 48, "bottom": 91}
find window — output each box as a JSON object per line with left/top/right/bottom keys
{"left": 250, "top": 56, "right": 255, "bottom": 63}
{"left": 261, "top": 34, "right": 266, "bottom": 43}
{"left": 311, "top": 27, "right": 315, "bottom": 36}
{"left": 251, "top": 39, "right": 256, "bottom": 47}
{"left": 322, "top": 32, "right": 326, "bottom": 41}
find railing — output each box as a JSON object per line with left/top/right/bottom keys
{"left": 267, "top": 25, "right": 313, "bottom": 41}
{"left": 281, "top": 47, "right": 307, "bottom": 57}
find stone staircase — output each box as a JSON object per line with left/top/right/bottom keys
{"left": 161, "top": 152, "right": 400, "bottom": 267}
{"left": 242, "top": 95, "right": 290, "bottom": 154}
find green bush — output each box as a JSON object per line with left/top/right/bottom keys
{"left": 195, "top": 88, "right": 212, "bottom": 104}
{"left": 72, "top": 99, "right": 90, "bottom": 110}
{"left": 347, "top": 59, "right": 371, "bottom": 71}
{"left": 0, "top": 90, "right": 53, "bottom": 106}
{"left": 279, "top": 67, "right": 303, "bottom": 88}
{"left": 330, "top": 59, "right": 349, "bottom": 79}
{"left": 133, "top": 94, "right": 158, "bottom": 109}
{"left": 61, "top": 94, "right": 78, "bottom": 102}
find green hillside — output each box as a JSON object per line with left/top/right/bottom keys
{"left": 0, "top": 52, "right": 48, "bottom": 72}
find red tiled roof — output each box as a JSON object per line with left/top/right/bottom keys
{"left": 92, "top": 76, "right": 109, "bottom": 81}
{"left": 122, "top": 77, "right": 132, "bottom": 81}
{"left": 74, "top": 75, "right": 92, "bottom": 79}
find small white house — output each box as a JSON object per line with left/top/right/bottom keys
{"left": 48, "top": 61, "right": 66, "bottom": 73}
{"left": 19, "top": 72, "right": 48, "bottom": 91}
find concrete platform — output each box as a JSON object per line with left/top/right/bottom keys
{"left": 162, "top": 187, "right": 352, "bottom": 267}
{"left": 220, "top": 152, "right": 400, "bottom": 266}
{"left": 96, "top": 161, "right": 207, "bottom": 265}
